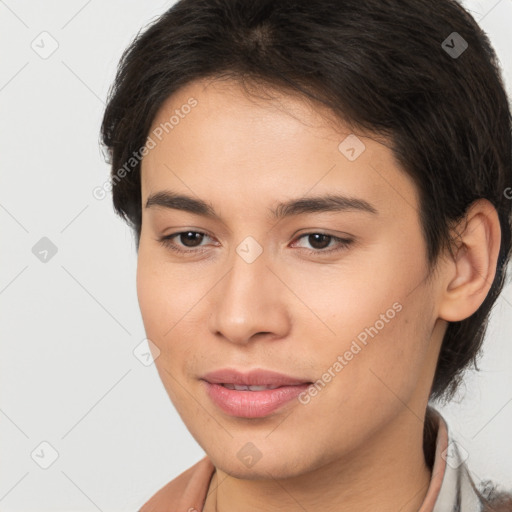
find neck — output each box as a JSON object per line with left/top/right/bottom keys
{"left": 204, "top": 408, "right": 433, "bottom": 512}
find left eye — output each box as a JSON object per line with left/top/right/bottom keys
{"left": 158, "top": 231, "right": 353, "bottom": 255}
{"left": 291, "top": 233, "right": 353, "bottom": 253}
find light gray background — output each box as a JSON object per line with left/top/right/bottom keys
{"left": 1, "top": 1, "right": 511, "bottom": 510}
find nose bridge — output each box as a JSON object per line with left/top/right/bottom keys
{"left": 208, "top": 237, "right": 289, "bottom": 344}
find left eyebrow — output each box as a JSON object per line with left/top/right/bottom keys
{"left": 144, "top": 190, "right": 378, "bottom": 220}
{"left": 270, "top": 194, "right": 378, "bottom": 219}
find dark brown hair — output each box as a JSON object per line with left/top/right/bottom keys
{"left": 100, "top": 0, "right": 511, "bottom": 449}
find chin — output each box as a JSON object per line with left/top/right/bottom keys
{"left": 207, "top": 444, "right": 319, "bottom": 481}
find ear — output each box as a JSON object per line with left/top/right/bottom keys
{"left": 437, "top": 199, "right": 501, "bottom": 322}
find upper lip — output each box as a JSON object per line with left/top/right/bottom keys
{"left": 201, "top": 368, "right": 312, "bottom": 387}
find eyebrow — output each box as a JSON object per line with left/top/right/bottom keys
{"left": 145, "top": 190, "right": 378, "bottom": 220}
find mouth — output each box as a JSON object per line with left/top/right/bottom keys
{"left": 202, "top": 381, "right": 313, "bottom": 418}
{"left": 199, "top": 368, "right": 313, "bottom": 418}
{"left": 217, "top": 383, "right": 299, "bottom": 391}
{"left": 201, "top": 367, "right": 312, "bottom": 388}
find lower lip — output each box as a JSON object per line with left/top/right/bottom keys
{"left": 202, "top": 380, "right": 311, "bottom": 418}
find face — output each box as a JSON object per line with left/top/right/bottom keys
{"left": 137, "top": 77, "right": 445, "bottom": 479}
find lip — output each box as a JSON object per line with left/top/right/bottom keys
{"left": 201, "top": 368, "right": 311, "bottom": 387}
{"left": 200, "top": 368, "right": 312, "bottom": 418}
{"left": 201, "top": 381, "right": 311, "bottom": 418}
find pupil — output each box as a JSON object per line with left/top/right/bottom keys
{"left": 181, "top": 232, "right": 203, "bottom": 247}
{"left": 309, "top": 234, "right": 330, "bottom": 249}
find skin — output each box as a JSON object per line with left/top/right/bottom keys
{"left": 136, "top": 77, "right": 501, "bottom": 512}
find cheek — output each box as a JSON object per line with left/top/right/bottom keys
{"left": 284, "top": 244, "right": 434, "bottom": 408}
{"left": 280, "top": 245, "right": 415, "bottom": 347}
{"left": 136, "top": 250, "right": 166, "bottom": 339}
{"left": 293, "top": 295, "right": 434, "bottom": 450}
{"left": 137, "top": 244, "right": 194, "bottom": 332}
{"left": 135, "top": 245, "right": 212, "bottom": 376}
{"left": 136, "top": 250, "right": 198, "bottom": 406}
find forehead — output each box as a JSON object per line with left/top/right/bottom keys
{"left": 140, "top": 78, "right": 419, "bottom": 220}
{"left": 144, "top": 77, "right": 350, "bottom": 165}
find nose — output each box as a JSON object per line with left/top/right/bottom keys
{"left": 207, "top": 245, "right": 290, "bottom": 346}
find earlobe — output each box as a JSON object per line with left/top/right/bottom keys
{"left": 438, "top": 199, "right": 501, "bottom": 322}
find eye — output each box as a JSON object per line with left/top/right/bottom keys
{"left": 158, "top": 230, "right": 214, "bottom": 254}
{"left": 158, "top": 230, "right": 353, "bottom": 256}
{"left": 291, "top": 233, "right": 354, "bottom": 255}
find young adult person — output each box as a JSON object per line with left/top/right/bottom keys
{"left": 101, "top": 1, "right": 512, "bottom": 510}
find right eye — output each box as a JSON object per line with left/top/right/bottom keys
{"left": 158, "top": 230, "right": 215, "bottom": 254}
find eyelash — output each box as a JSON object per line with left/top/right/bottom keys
{"left": 158, "top": 231, "right": 354, "bottom": 256}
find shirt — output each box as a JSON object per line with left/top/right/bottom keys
{"left": 137, "top": 407, "right": 489, "bottom": 512}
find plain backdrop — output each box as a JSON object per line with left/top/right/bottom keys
{"left": 1, "top": 1, "right": 511, "bottom": 510}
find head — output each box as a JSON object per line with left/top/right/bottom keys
{"left": 100, "top": 0, "right": 511, "bottom": 478}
